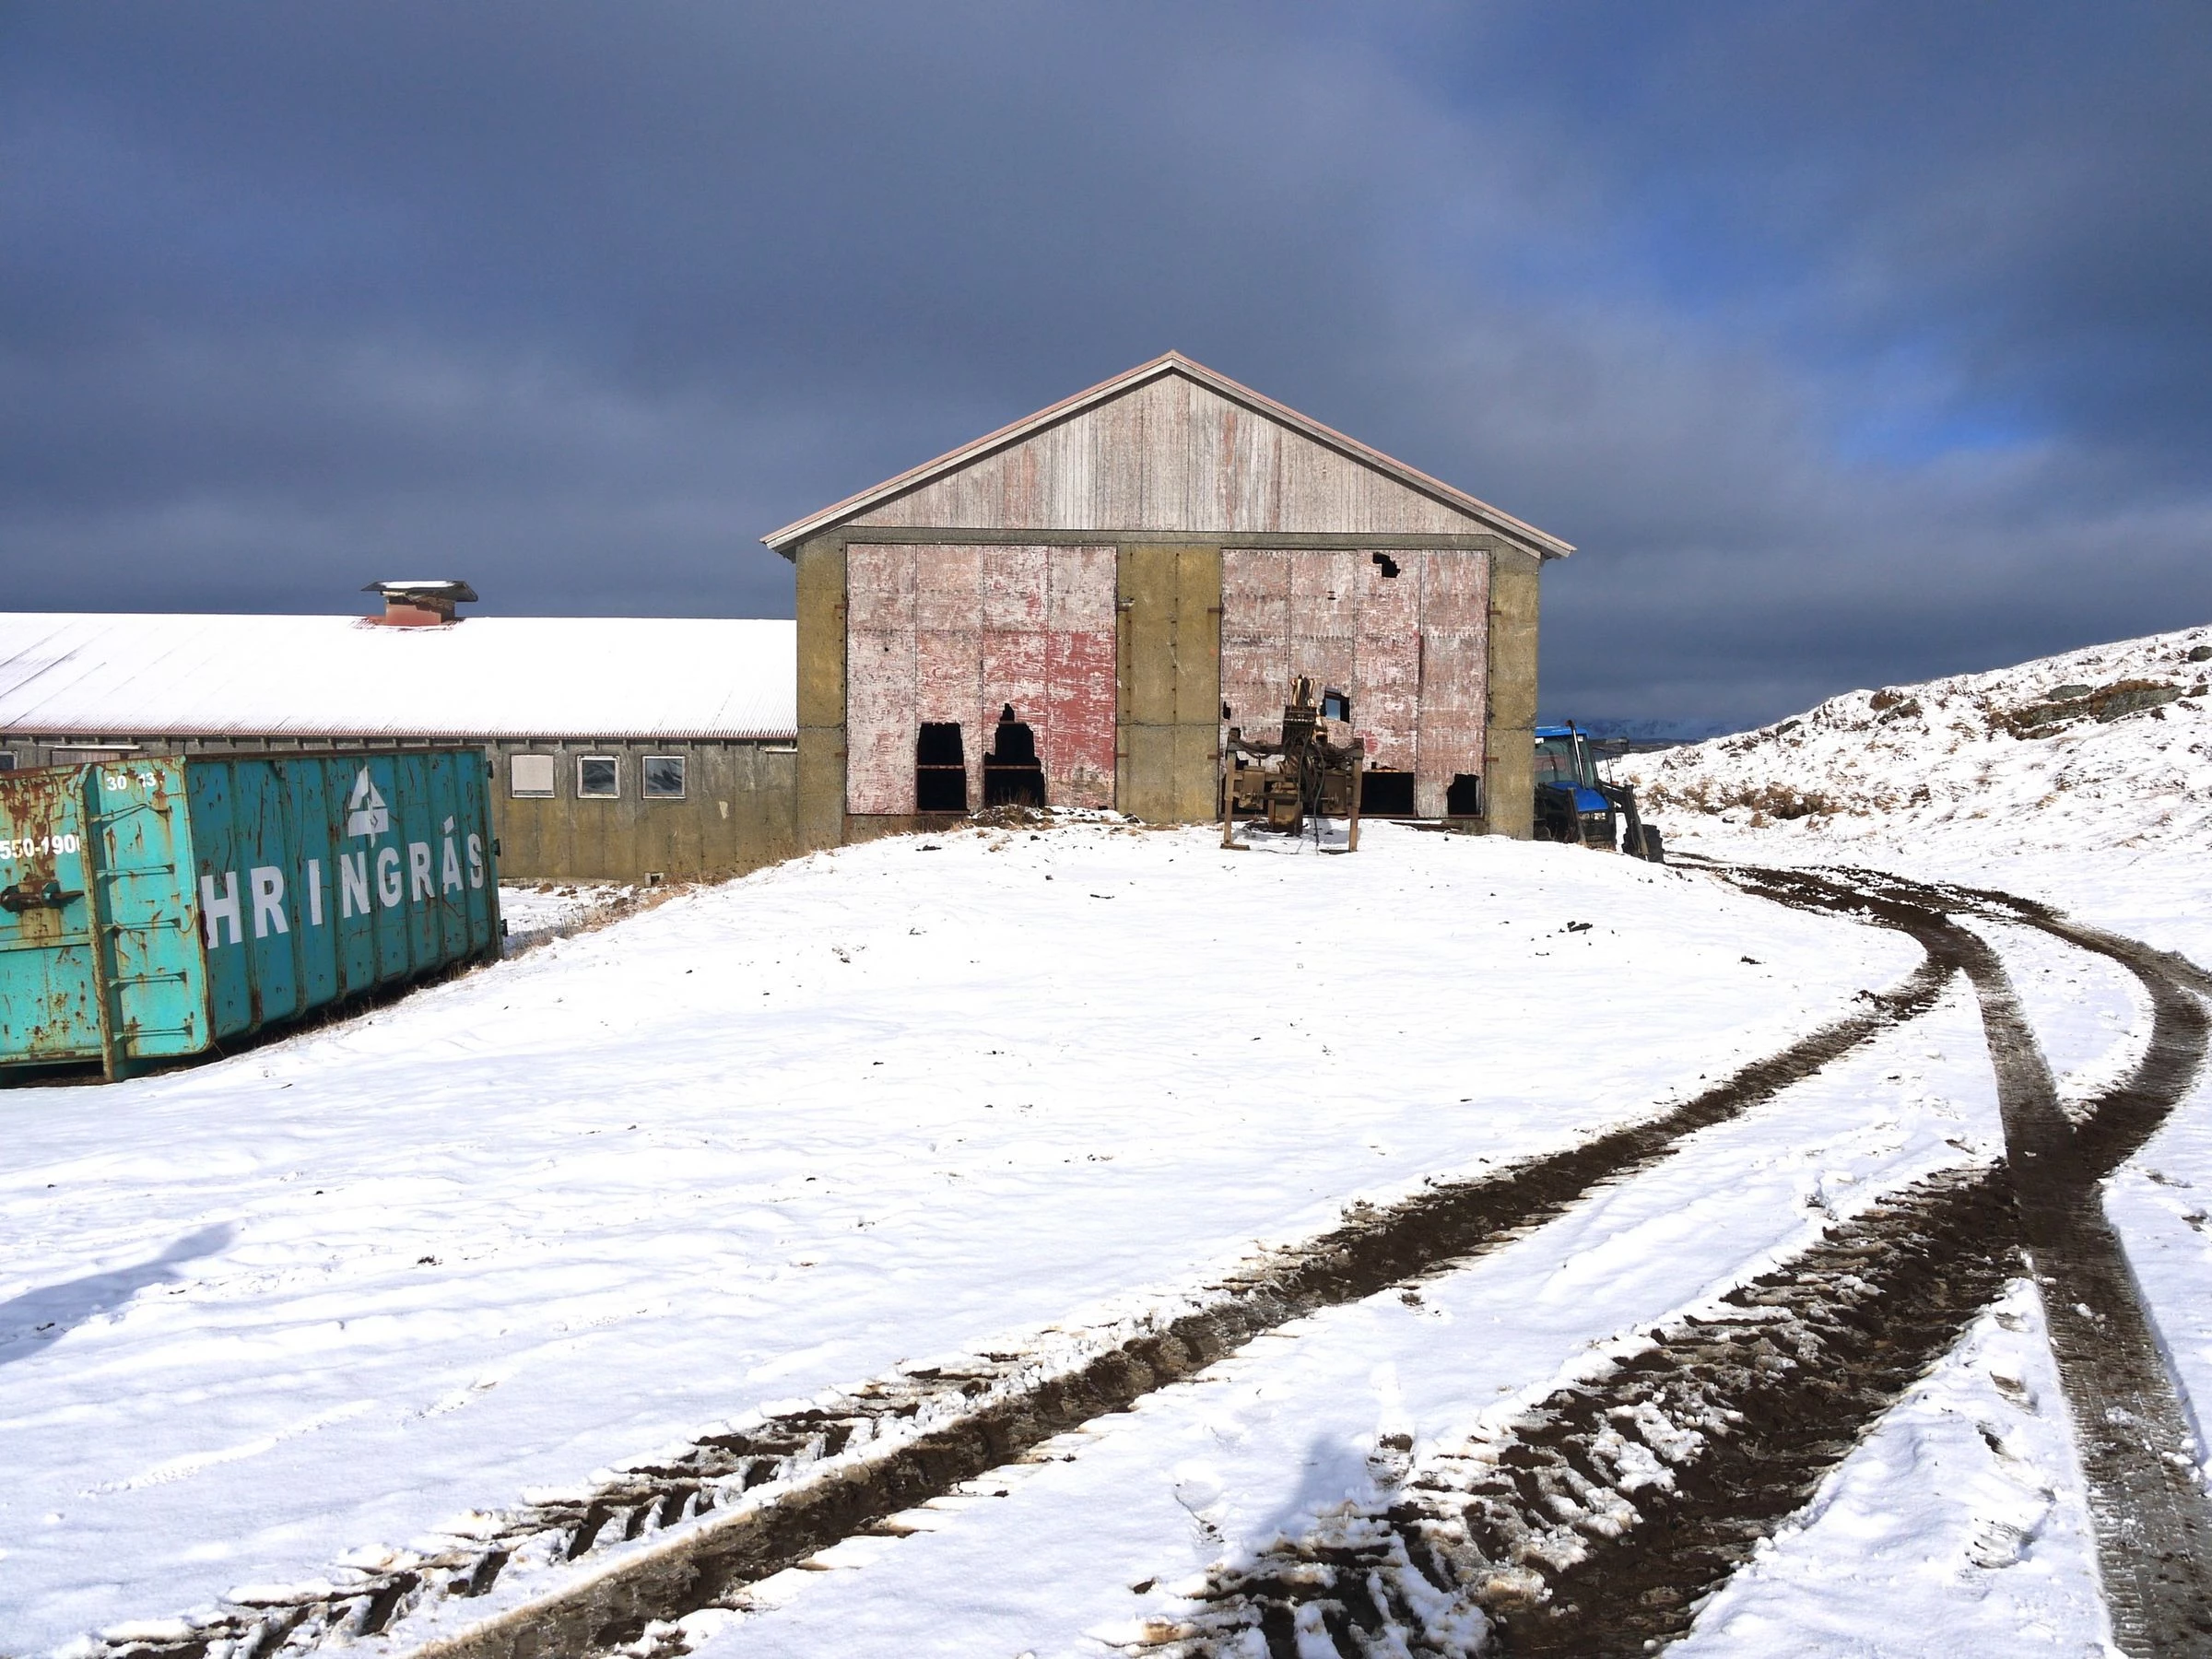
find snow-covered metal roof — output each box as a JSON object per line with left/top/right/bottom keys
{"left": 0, "top": 613, "right": 796, "bottom": 741}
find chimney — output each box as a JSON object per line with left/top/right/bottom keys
{"left": 363, "top": 579, "right": 477, "bottom": 627}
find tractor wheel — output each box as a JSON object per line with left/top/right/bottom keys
{"left": 1641, "top": 825, "right": 1666, "bottom": 864}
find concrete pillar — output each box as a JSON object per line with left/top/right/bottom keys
{"left": 794, "top": 535, "right": 847, "bottom": 852}
{"left": 1485, "top": 547, "right": 1542, "bottom": 840}
{"left": 1115, "top": 544, "right": 1222, "bottom": 822}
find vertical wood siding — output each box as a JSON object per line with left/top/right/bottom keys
{"left": 847, "top": 545, "right": 1116, "bottom": 815}
{"left": 851, "top": 376, "right": 1489, "bottom": 536}
{"left": 1221, "top": 548, "right": 1488, "bottom": 817}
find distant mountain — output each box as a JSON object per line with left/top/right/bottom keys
{"left": 1565, "top": 717, "right": 1741, "bottom": 745}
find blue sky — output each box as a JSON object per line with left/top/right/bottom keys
{"left": 4, "top": 2, "right": 2207, "bottom": 725}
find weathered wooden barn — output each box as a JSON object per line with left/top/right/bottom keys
{"left": 0, "top": 596, "right": 797, "bottom": 883}
{"left": 762, "top": 352, "right": 1571, "bottom": 847}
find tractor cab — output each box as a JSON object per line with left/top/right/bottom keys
{"left": 1534, "top": 724, "right": 1665, "bottom": 860}
{"left": 1535, "top": 726, "right": 1606, "bottom": 809}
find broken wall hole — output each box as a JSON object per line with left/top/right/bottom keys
{"left": 982, "top": 707, "right": 1046, "bottom": 808}
{"left": 914, "top": 723, "right": 968, "bottom": 813}
{"left": 1446, "top": 773, "right": 1483, "bottom": 817}
{"left": 1371, "top": 552, "right": 1401, "bottom": 579}
{"left": 1360, "top": 770, "right": 1417, "bottom": 817}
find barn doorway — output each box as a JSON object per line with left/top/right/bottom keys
{"left": 1360, "top": 770, "right": 1418, "bottom": 816}
{"left": 915, "top": 723, "right": 969, "bottom": 812}
{"left": 982, "top": 705, "right": 1047, "bottom": 807}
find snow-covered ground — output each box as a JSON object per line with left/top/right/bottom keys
{"left": 2, "top": 821, "right": 1917, "bottom": 1651}
{"left": 1622, "top": 619, "right": 2212, "bottom": 1648}
{"left": 6, "top": 614, "right": 2206, "bottom": 1658}
{"left": 675, "top": 984, "right": 2110, "bottom": 1659}
{"left": 496, "top": 880, "right": 641, "bottom": 950}
{"left": 1620, "top": 621, "right": 2212, "bottom": 964}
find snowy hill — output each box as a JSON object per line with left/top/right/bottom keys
{"left": 1623, "top": 623, "right": 2212, "bottom": 862}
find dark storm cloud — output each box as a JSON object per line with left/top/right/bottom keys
{"left": 3, "top": 1, "right": 2207, "bottom": 724}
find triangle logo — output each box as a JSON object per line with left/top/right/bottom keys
{"left": 346, "top": 768, "right": 390, "bottom": 839}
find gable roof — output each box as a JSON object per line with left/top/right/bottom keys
{"left": 0, "top": 613, "right": 796, "bottom": 742}
{"left": 762, "top": 351, "right": 1573, "bottom": 558}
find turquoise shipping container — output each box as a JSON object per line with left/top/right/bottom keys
{"left": 0, "top": 749, "right": 501, "bottom": 1079}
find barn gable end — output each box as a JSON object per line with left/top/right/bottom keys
{"left": 764, "top": 354, "right": 1572, "bottom": 555}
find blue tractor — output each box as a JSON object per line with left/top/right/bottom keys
{"left": 1534, "top": 724, "right": 1665, "bottom": 861}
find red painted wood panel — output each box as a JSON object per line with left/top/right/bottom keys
{"left": 846, "top": 544, "right": 1117, "bottom": 816}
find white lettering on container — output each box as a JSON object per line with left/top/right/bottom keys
{"left": 201, "top": 871, "right": 242, "bottom": 947}
{"left": 251, "top": 866, "right": 288, "bottom": 938}
{"left": 377, "top": 846, "right": 402, "bottom": 908}
{"left": 466, "top": 833, "right": 485, "bottom": 889}
{"left": 441, "top": 836, "right": 463, "bottom": 895}
{"left": 306, "top": 858, "right": 324, "bottom": 926}
{"left": 341, "top": 851, "right": 371, "bottom": 918}
{"left": 408, "top": 841, "right": 433, "bottom": 900}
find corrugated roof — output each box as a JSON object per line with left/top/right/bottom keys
{"left": 0, "top": 614, "right": 796, "bottom": 741}
{"left": 761, "top": 350, "right": 1576, "bottom": 558}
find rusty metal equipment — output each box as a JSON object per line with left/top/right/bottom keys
{"left": 0, "top": 750, "right": 502, "bottom": 1080}
{"left": 1221, "top": 677, "right": 1365, "bottom": 848}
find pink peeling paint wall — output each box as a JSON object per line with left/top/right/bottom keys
{"left": 847, "top": 544, "right": 1117, "bottom": 815}
{"left": 1220, "top": 548, "right": 1489, "bottom": 818}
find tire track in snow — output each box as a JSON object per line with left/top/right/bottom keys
{"left": 84, "top": 947, "right": 1952, "bottom": 1659}
{"left": 1801, "top": 865, "right": 2212, "bottom": 1656}
{"left": 1135, "top": 1165, "right": 2014, "bottom": 1658}
{"left": 1131, "top": 865, "right": 2211, "bottom": 1656}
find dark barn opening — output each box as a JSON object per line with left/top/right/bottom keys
{"left": 982, "top": 705, "right": 1047, "bottom": 807}
{"left": 1360, "top": 769, "right": 1417, "bottom": 816}
{"left": 1447, "top": 772, "right": 1484, "bottom": 817}
{"left": 915, "top": 723, "right": 969, "bottom": 812}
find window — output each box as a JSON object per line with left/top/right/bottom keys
{"left": 510, "top": 754, "right": 556, "bottom": 797}
{"left": 642, "top": 754, "right": 687, "bottom": 799}
{"left": 0, "top": 751, "right": 16, "bottom": 772}
{"left": 577, "top": 755, "right": 619, "bottom": 798}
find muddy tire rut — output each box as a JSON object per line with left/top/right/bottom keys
{"left": 1137, "top": 1165, "right": 2015, "bottom": 1658}
{"left": 1106, "top": 865, "right": 2212, "bottom": 1657}
{"left": 90, "top": 947, "right": 1950, "bottom": 1659}
{"left": 78, "top": 865, "right": 2212, "bottom": 1659}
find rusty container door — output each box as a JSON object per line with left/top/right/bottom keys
{"left": 1116, "top": 544, "right": 1222, "bottom": 822}
{"left": 0, "top": 765, "right": 108, "bottom": 1065}
{"left": 83, "top": 757, "right": 208, "bottom": 1073}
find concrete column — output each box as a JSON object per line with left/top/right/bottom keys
{"left": 1485, "top": 547, "right": 1542, "bottom": 840}
{"left": 794, "top": 535, "right": 848, "bottom": 852}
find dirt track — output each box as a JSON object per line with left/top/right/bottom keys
{"left": 1142, "top": 863, "right": 2212, "bottom": 1657}
{"left": 77, "top": 865, "right": 2212, "bottom": 1659}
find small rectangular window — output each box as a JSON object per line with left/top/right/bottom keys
{"left": 510, "top": 753, "right": 556, "bottom": 796}
{"left": 0, "top": 751, "right": 17, "bottom": 772}
{"left": 642, "top": 754, "right": 686, "bottom": 799}
{"left": 577, "top": 755, "right": 619, "bottom": 798}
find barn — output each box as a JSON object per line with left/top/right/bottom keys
{"left": 763, "top": 351, "right": 1571, "bottom": 849}
{"left": 0, "top": 590, "right": 797, "bottom": 883}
